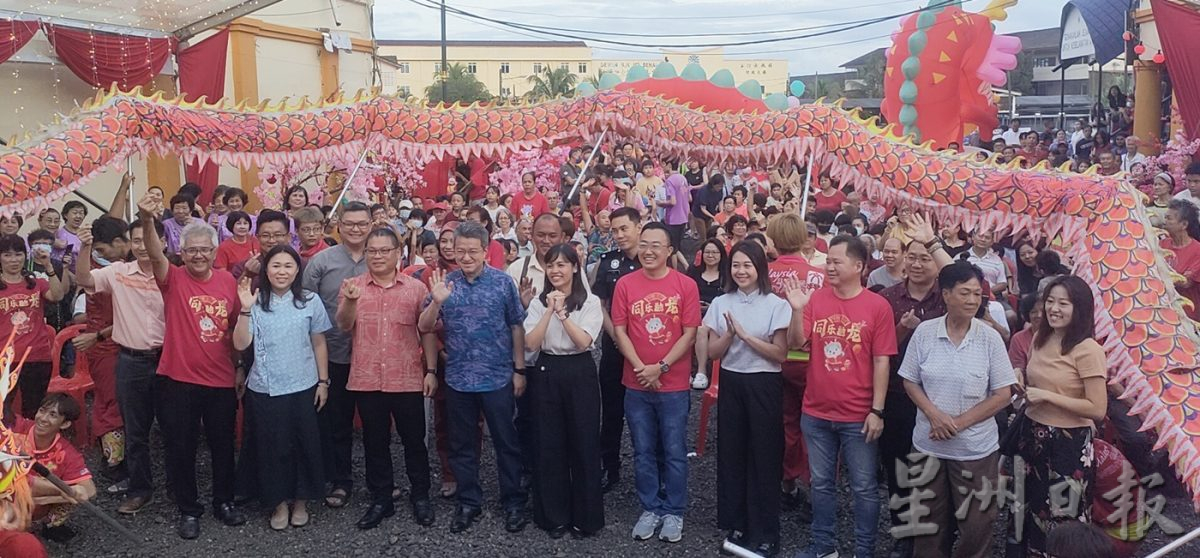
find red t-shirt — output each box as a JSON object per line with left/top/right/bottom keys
{"left": 17, "top": 417, "right": 91, "bottom": 484}
{"left": 0, "top": 279, "right": 52, "bottom": 362}
{"left": 158, "top": 265, "right": 241, "bottom": 388}
{"left": 802, "top": 287, "right": 897, "bottom": 422}
{"left": 214, "top": 237, "right": 260, "bottom": 271}
{"left": 813, "top": 189, "right": 847, "bottom": 213}
{"left": 768, "top": 255, "right": 826, "bottom": 296}
{"left": 488, "top": 239, "right": 507, "bottom": 269}
{"left": 1160, "top": 237, "right": 1200, "bottom": 321}
{"left": 1092, "top": 438, "right": 1146, "bottom": 540}
{"left": 588, "top": 187, "right": 614, "bottom": 216}
{"left": 611, "top": 268, "right": 702, "bottom": 392}
{"left": 509, "top": 192, "right": 550, "bottom": 221}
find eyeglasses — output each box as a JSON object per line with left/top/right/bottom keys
{"left": 366, "top": 248, "right": 396, "bottom": 257}
{"left": 258, "top": 232, "right": 290, "bottom": 241}
{"left": 341, "top": 221, "right": 371, "bottom": 230}
{"left": 638, "top": 242, "right": 670, "bottom": 252}
{"left": 299, "top": 226, "right": 323, "bottom": 235}
{"left": 182, "top": 247, "right": 214, "bottom": 256}
{"left": 453, "top": 248, "right": 484, "bottom": 258}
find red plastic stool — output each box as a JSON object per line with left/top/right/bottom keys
{"left": 48, "top": 325, "right": 95, "bottom": 448}
{"left": 694, "top": 360, "right": 721, "bottom": 457}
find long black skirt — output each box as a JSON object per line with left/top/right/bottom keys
{"left": 245, "top": 385, "right": 325, "bottom": 508}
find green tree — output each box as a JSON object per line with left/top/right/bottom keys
{"left": 424, "top": 63, "right": 492, "bottom": 104}
{"left": 813, "top": 79, "right": 843, "bottom": 99}
{"left": 526, "top": 67, "right": 578, "bottom": 100}
{"left": 1007, "top": 51, "right": 1035, "bottom": 95}
{"left": 857, "top": 54, "right": 887, "bottom": 98}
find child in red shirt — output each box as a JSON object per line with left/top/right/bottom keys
{"left": 17, "top": 393, "right": 95, "bottom": 542}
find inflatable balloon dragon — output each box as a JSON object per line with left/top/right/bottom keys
{"left": 882, "top": 0, "right": 1023, "bottom": 148}
{"left": 3, "top": 61, "right": 1200, "bottom": 510}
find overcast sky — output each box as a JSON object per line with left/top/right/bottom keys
{"left": 374, "top": 0, "right": 1070, "bottom": 75}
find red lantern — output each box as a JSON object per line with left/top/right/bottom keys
{"left": 1133, "top": 43, "right": 1146, "bottom": 55}
{"left": 1153, "top": 51, "right": 1165, "bottom": 64}
{"left": 1123, "top": 31, "right": 1133, "bottom": 41}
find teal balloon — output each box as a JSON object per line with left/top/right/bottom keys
{"left": 710, "top": 69, "right": 736, "bottom": 88}
{"left": 626, "top": 65, "right": 649, "bottom": 82}
{"left": 597, "top": 73, "right": 621, "bottom": 90}
{"left": 789, "top": 80, "right": 806, "bottom": 97}
{"left": 575, "top": 82, "right": 597, "bottom": 97}
{"left": 764, "top": 93, "right": 788, "bottom": 111}
{"left": 680, "top": 63, "right": 706, "bottom": 81}
{"left": 738, "top": 80, "right": 763, "bottom": 100}
{"left": 652, "top": 62, "right": 677, "bottom": 79}
{"left": 901, "top": 57, "right": 921, "bottom": 80}
{"left": 898, "top": 81, "right": 919, "bottom": 104}
{"left": 907, "top": 32, "right": 928, "bottom": 55}
{"left": 899, "top": 105, "right": 919, "bottom": 126}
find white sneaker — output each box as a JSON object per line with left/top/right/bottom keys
{"left": 658, "top": 514, "right": 683, "bottom": 543}
{"left": 631, "top": 511, "right": 661, "bottom": 540}
{"left": 691, "top": 372, "right": 709, "bottom": 390}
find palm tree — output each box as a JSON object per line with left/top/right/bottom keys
{"left": 526, "top": 67, "right": 578, "bottom": 100}
{"left": 585, "top": 70, "right": 606, "bottom": 89}
{"left": 424, "top": 63, "right": 492, "bottom": 105}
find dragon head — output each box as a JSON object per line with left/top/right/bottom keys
{"left": 0, "top": 330, "right": 33, "bottom": 531}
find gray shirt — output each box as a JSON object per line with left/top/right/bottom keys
{"left": 702, "top": 290, "right": 792, "bottom": 373}
{"left": 302, "top": 244, "right": 367, "bottom": 364}
{"left": 898, "top": 317, "right": 1016, "bottom": 460}
{"left": 867, "top": 266, "right": 904, "bottom": 290}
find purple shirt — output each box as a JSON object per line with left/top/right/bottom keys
{"left": 664, "top": 174, "right": 691, "bottom": 226}
{"left": 53, "top": 228, "right": 81, "bottom": 263}
{"left": 162, "top": 217, "right": 200, "bottom": 256}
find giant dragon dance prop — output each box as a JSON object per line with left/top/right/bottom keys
{"left": 3, "top": 79, "right": 1200, "bottom": 505}
{"left": 0, "top": 330, "right": 34, "bottom": 531}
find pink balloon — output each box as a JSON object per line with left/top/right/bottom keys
{"left": 787, "top": 96, "right": 801, "bottom": 108}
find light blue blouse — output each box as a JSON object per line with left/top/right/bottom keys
{"left": 247, "top": 290, "right": 332, "bottom": 396}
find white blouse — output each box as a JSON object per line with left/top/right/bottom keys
{"left": 524, "top": 293, "right": 603, "bottom": 355}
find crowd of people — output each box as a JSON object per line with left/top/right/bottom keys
{"left": 0, "top": 131, "right": 1193, "bottom": 558}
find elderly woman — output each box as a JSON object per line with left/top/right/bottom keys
{"left": 898, "top": 261, "right": 1015, "bottom": 558}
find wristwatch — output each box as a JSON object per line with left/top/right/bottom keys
{"left": 513, "top": 367, "right": 527, "bottom": 376}
{"left": 870, "top": 408, "right": 885, "bottom": 419}
{"left": 659, "top": 361, "right": 670, "bottom": 374}
{"left": 922, "top": 236, "right": 943, "bottom": 250}
{"left": 317, "top": 379, "right": 331, "bottom": 387}
{"left": 425, "top": 368, "right": 437, "bottom": 376}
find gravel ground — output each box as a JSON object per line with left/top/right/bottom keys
{"left": 46, "top": 390, "right": 1200, "bottom": 558}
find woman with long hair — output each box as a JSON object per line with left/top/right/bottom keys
{"left": 233, "top": 245, "right": 331, "bottom": 530}
{"left": 689, "top": 239, "right": 728, "bottom": 390}
{"left": 705, "top": 241, "right": 791, "bottom": 556}
{"left": 1010, "top": 275, "right": 1107, "bottom": 556}
{"left": 1011, "top": 240, "right": 1042, "bottom": 298}
{"left": 0, "top": 234, "right": 68, "bottom": 418}
{"left": 523, "top": 244, "right": 604, "bottom": 538}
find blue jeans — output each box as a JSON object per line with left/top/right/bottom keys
{"left": 624, "top": 389, "right": 689, "bottom": 517}
{"left": 802, "top": 413, "right": 879, "bottom": 557}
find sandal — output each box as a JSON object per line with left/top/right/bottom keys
{"left": 439, "top": 482, "right": 457, "bottom": 499}
{"left": 324, "top": 488, "right": 349, "bottom": 508}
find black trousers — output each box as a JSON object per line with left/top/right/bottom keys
{"left": 246, "top": 386, "right": 325, "bottom": 508}
{"left": 598, "top": 333, "right": 626, "bottom": 477}
{"left": 6, "top": 361, "right": 51, "bottom": 420}
{"left": 357, "top": 390, "right": 431, "bottom": 505}
{"left": 717, "top": 371, "right": 783, "bottom": 547}
{"left": 115, "top": 349, "right": 160, "bottom": 498}
{"left": 155, "top": 376, "right": 237, "bottom": 517}
{"left": 515, "top": 364, "right": 537, "bottom": 477}
{"left": 880, "top": 389, "right": 918, "bottom": 530}
{"left": 318, "top": 362, "right": 355, "bottom": 491}
{"left": 531, "top": 353, "right": 604, "bottom": 533}
{"left": 447, "top": 383, "right": 526, "bottom": 512}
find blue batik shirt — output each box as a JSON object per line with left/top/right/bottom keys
{"left": 428, "top": 266, "right": 526, "bottom": 392}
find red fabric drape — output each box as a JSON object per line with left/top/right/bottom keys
{"left": 178, "top": 28, "right": 230, "bottom": 205}
{"left": 0, "top": 18, "right": 38, "bottom": 65}
{"left": 1151, "top": 0, "right": 1200, "bottom": 139}
{"left": 42, "top": 23, "right": 175, "bottom": 90}
{"left": 419, "top": 157, "right": 454, "bottom": 199}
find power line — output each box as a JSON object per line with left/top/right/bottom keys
{"left": 407, "top": 0, "right": 964, "bottom": 49}
{"left": 448, "top": 0, "right": 945, "bottom": 21}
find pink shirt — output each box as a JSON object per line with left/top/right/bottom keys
{"left": 86, "top": 261, "right": 165, "bottom": 351}
{"left": 342, "top": 273, "right": 429, "bottom": 393}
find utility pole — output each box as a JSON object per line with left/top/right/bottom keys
{"left": 440, "top": 0, "right": 448, "bottom": 103}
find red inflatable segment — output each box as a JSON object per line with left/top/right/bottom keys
{"left": 614, "top": 78, "right": 769, "bottom": 114}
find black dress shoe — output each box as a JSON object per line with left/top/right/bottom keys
{"left": 449, "top": 505, "right": 481, "bottom": 533}
{"left": 356, "top": 503, "right": 396, "bottom": 530}
{"left": 570, "top": 526, "right": 594, "bottom": 539}
{"left": 504, "top": 508, "right": 528, "bottom": 533}
{"left": 547, "top": 524, "right": 569, "bottom": 539}
{"left": 176, "top": 515, "right": 201, "bottom": 540}
{"left": 213, "top": 502, "right": 247, "bottom": 526}
{"left": 411, "top": 499, "right": 435, "bottom": 526}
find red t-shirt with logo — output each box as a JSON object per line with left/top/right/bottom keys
{"left": 509, "top": 192, "right": 550, "bottom": 221}
{"left": 0, "top": 279, "right": 52, "bottom": 362}
{"left": 158, "top": 265, "right": 241, "bottom": 388}
{"left": 17, "top": 417, "right": 91, "bottom": 484}
{"left": 802, "top": 287, "right": 897, "bottom": 422}
{"left": 813, "top": 190, "right": 847, "bottom": 213}
{"left": 768, "top": 255, "right": 825, "bottom": 296}
{"left": 611, "top": 268, "right": 702, "bottom": 392}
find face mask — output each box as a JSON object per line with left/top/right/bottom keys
{"left": 398, "top": 209, "right": 411, "bottom": 220}
{"left": 407, "top": 220, "right": 422, "bottom": 230}
{"left": 92, "top": 249, "right": 113, "bottom": 267}
{"left": 854, "top": 225, "right": 865, "bottom": 236}
{"left": 31, "top": 243, "right": 52, "bottom": 256}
